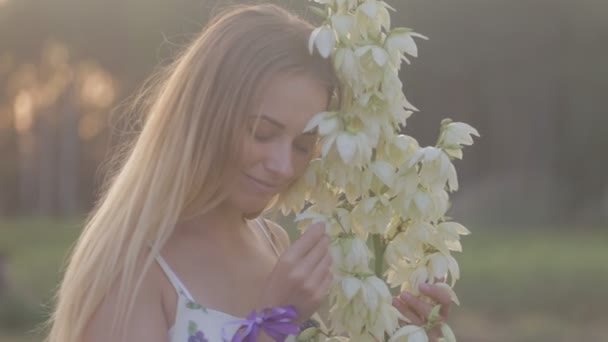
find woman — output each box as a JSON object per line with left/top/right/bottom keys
{"left": 46, "top": 4, "right": 452, "bottom": 342}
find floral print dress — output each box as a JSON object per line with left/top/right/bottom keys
{"left": 157, "top": 218, "right": 295, "bottom": 342}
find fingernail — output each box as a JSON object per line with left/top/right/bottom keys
{"left": 400, "top": 292, "right": 412, "bottom": 300}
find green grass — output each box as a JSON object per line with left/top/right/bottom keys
{"left": 0, "top": 218, "right": 606, "bottom": 342}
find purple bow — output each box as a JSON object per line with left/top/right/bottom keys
{"left": 222, "top": 306, "right": 299, "bottom": 342}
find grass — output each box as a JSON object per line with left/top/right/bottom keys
{"left": 0, "top": 218, "right": 606, "bottom": 342}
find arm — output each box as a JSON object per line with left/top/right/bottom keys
{"left": 82, "top": 263, "right": 168, "bottom": 342}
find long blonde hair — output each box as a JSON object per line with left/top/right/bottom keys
{"left": 45, "top": 4, "right": 337, "bottom": 341}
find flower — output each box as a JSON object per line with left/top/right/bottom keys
{"left": 389, "top": 325, "right": 428, "bottom": 342}
{"left": 330, "top": 235, "right": 371, "bottom": 274}
{"left": 188, "top": 321, "right": 208, "bottom": 342}
{"left": 309, "top": 25, "right": 336, "bottom": 58}
{"left": 385, "top": 28, "right": 428, "bottom": 68}
{"left": 188, "top": 331, "right": 208, "bottom": 342}
{"left": 299, "top": 1, "right": 479, "bottom": 340}
{"left": 330, "top": 275, "right": 401, "bottom": 340}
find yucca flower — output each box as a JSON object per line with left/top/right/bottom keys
{"left": 291, "top": 1, "right": 479, "bottom": 341}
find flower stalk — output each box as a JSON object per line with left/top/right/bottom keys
{"left": 284, "top": 1, "right": 480, "bottom": 341}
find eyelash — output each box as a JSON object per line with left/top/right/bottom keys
{"left": 253, "top": 135, "right": 310, "bottom": 155}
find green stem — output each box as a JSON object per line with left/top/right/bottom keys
{"left": 372, "top": 234, "right": 386, "bottom": 278}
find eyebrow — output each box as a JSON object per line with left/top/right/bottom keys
{"left": 249, "top": 114, "right": 317, "bottom": 135}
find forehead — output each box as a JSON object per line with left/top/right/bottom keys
{"left": 254, "top": 72, "right": 329, "bottom": 133}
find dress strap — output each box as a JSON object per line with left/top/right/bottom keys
{"left": 255, "top": 217, "right": 281, "bottom": 257}
{"left": 155, "top": 254, "right": 196, "bottom": 302}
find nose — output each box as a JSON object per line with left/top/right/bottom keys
{"left": 265, "top": 143, "right": 295, "bottom": 181}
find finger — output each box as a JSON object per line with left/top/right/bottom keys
{"left": 319, "top": 270, "right": 333, "bottom": 295}
{"left": 419, "top": 284, "right": 451, "bottom": 306}
{"left": 307, "top": 249, "right": 332, "bottom": 283}
{"left": 392, "top": 297, "right": 423, "bottom": 326}
{"left": 400, "top": 292, "right": 432, "bottom": 322}
{"left": 298, "top": 234, "right": 330, "bottom": 273}
{"left": 285, "top": 223, "right": 326, "bottom": 259}
{"left": 419, "top": 283, "right": 451, "bottom": 318}
{"left": 428, "top": 327, "right": 442, "bottom": 342}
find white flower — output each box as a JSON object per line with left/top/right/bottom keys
{"left": 438, "top": 119, "right": 480, "bottom": 151}
{"left": 385, "top": 28, "right": 429, "bottom": 67}
{"left": 394, "top": 185, "right": 449, "bottom": 223}
{"left": 410, "top": 147, "right": 454, "bottom": 187}
{"left": 331, "top": 235, "right": 371, "bottom": 274}
{"left": 323, "top": 130, "right": 372, "bottom": 166}
{"left": 355, "top": 1, "right": 391, "bottom": 37}
{"left": 331, "top": 275, "right": 400, "bottom": 340}
{"left": 436, "top": 221, "right": 471, "bottom": 252}
{"left": 334, "top": 47, "right": 360, "bottom": 87}
{"left": 352, "top": 195, "right": 393, "bottom": 235}
{"left": 379, "top": 134, "right": 419, "bottom": 167}
{"left": 302, "top": 2, "right": 478, "bottom": 341}
{"left": 331, "top": 15, "right": 355, "bottom": 40}
{"left": 309, "top": 25, "right": 336, "bottom": 58}
{"left": 304, "top": 111, "right": 341, "bottom": 136}
{"left": 389, "top": 325, "right": 428, "bottom": 342}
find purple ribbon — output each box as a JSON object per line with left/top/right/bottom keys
{"left": 222, "top": 305, "right": 299, "bottom": 342}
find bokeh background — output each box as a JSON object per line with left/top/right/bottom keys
{"left": 1, "top": 0, "right": 607, "bottom": 341}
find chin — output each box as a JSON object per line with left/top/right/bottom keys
{"left": 229, "top": 194, "right": 276, "bottom": 218}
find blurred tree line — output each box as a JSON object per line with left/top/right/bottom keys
{"left": 0, "top": 0, "right": 606, "bottom": 226}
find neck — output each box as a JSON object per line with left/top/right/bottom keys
{"left": 177, "top": 202, "right": 253, "bottom": 241}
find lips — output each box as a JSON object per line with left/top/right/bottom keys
{"left": 244, "top": 174, "right": 281, "bottom": 193}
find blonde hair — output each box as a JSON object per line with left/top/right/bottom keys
{"left": 45, "top": 4, "right": 337, "bottom": 341}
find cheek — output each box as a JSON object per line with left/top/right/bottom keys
{"left": 292, "top": 154, "right": 312, "bottom": 178}
{"left": 240, "top": 138, "right": 263, "bottom": 168}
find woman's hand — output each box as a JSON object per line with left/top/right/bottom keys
{"left": 257, "top": 223, "right": 332, "bottom": 323}
{"left": 392, "top": 279, "right": 453, "bottom": 342}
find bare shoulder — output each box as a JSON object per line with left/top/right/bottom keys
{"left": 262, "top": 218, "right": 292, "bottom": 253}
{"left": 82, "top": 257, "right": 168, "bottom": 342}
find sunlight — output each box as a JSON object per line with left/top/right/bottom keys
{"left": 13, "top": 90, "right": 34, "bottom": 133}
{"left": 78, "top": 113, "right": 104, "bottom": 140}
{"left": 79, "top": 63, "right": 116, "bottom": 109}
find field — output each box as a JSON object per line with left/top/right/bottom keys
{"left": 0, "top": 219, "right": 606, "bottom": 341}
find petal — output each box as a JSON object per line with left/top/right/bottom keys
{"left": 358, "top": 1, "right": 378, "bottom": 18}
{"left": 315, "top": 27, "right": 336, "bottom": 58}
{"left": 336, "top": 133, "right": 357, "bottom": 164}
{"left": 441, "top": 323, "right": 457, "bottom": 342}
{"left": 319, "top": 116, "right": 339, "bottom": 135}
{"left": 342, "top": 277, "right": 362, "bottom": 300}
{"left": 389, "top": 325, "right": 424, "bottom": 342}
{"left": 331, "top": 15, "right": 354, "bottom": 37}
{"left": 303, "top": 111, "right": 330, "bottom": 133}
{"left": 362, "top": 282, "right": 379, "bottom": 309}
{"left": 372, "top": 46, "right": 388, "bottom": 66}
{"left": 447, "top": 162, "right": 459, "bottom": 192}
{"left": 308, "top": 26, "right": 322, "bottom": 55}
{"left": 370, "top": 160, "right": 395, "bottom": 187}
{"left": 414, "top": 191, "right": 431, "bottom": 213}
{"left": 366, "top": 276, "right": 391, "bottom": 298}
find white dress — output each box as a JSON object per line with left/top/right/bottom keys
{"left": 156, "top": 218, "right": 297, "bottom": 342}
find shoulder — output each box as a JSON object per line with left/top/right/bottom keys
{"left": 261, "top": 218, "right": 291, "bottom": 253}
{"left": 83, "top": 255, "right": 168, "bottom": 341}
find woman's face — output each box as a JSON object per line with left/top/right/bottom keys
{"left": 227, "top": 73, "right": 329, "bottom": 215}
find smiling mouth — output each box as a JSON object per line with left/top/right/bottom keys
{"left": 245, "top": 174, "right": 280, "bottom": 191}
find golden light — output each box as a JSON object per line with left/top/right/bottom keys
{"left": 13, "top": 90, "right": 34, "bottom": 133}
{"left": 79, "top": 64, "right": 116, "bottom": 109}
{"left": 78, "top": 113, "right": 104, "bottom": 140}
